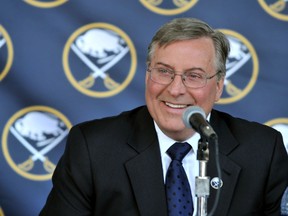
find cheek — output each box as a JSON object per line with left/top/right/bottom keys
{"left": 191, "top": 85, "right": 218, "bottom": 105}
{"left": 146, "top": 78, "right": 163, "bottom": 98}
{"left": 145, "top": 78, "right": 157, "bottom": 106}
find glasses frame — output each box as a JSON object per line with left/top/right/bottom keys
{"left": 147, "top": 67, "right": 220, "bottom": 89}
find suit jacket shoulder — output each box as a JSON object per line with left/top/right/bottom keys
{"left": 208, "top": 109, "right": 288, "bottom": 216}
{"left": 40, "top": 106, "right": 168, "bottom": 216}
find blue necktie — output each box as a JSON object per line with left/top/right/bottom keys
{"left": 166, "top": 142, "right": 193, "bottom": 216}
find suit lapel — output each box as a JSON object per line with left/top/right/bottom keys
{"left": 207, "top": 110, "right": 242, "bottom": 215}
{"left": 123, "top": 108, "right": 243, "bottom": 216}
{"left": 125, "top": 107, "right": 168, "bottom": 216}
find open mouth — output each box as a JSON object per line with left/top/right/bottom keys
{"left": 165, "top": 102, "right": 190, "bottom": 109}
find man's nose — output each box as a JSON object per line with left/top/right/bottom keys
{"left": 168, "top": 74, "right": 186, "bottom": 95}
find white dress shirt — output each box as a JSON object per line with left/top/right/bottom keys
{"left": 154, "top": 119, "right": 208, "bottom": 216}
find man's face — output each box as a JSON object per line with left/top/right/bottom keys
{"left": 145, "top": 38, "right": 224, "bottom": 140}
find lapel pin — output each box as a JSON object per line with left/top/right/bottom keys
{"left": 210, "top": 177, "right": 223, "bottom": 190}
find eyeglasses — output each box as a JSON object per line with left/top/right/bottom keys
{"left": 147, "top": 67, "right": 220, "bottom": 89}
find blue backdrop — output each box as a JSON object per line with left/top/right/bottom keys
{"left": 0, "top": 0, "right": 287, "bottom": 215}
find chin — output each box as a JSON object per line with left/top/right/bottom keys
{"left": 164, "top": 124, "right": 187, "bottom": 134}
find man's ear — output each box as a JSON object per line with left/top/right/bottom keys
{"left": 215, "top": 78, "right": 224, "bottom": 102}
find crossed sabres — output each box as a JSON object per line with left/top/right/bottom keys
{"left": 10, "top": 126, "right": 69, "bottom": 173}
{"left": 71, "top": 43, "right": 129, "bottom": 90}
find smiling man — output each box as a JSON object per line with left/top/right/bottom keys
{"left": 40, "top": 18, "right": 288, "bottom": 216}
{"left": 145, "top": 37, "right": 223, "bottom": 141}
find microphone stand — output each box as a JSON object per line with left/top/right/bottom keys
{"left": 195, "top": 134, "right": 221, "bottom": 216}
{"left": 195, "top": 137, "right": 210, "bottom": 216}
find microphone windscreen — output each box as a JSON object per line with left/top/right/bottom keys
{"left": 182, "top": 106, "right": 206, "bottom": 128}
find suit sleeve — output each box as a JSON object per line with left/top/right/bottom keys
{"left": 39, "top": 125, "right": 94, "bottom": 216}
{"left": 264, "top": 131, "right": 288, "bottom": 215}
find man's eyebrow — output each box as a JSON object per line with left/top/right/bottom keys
{"left": 185, "top": 68, "right": 206, "bottom": 73}
{"left": 154, "top": 62, "right": 173, "bottom": 68}
{"left": 153, "top": 62, "right": 207, "bottom": 73}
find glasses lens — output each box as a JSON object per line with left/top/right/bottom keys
{"left": 151, "top": 68, "right": 173, "bottom": 84}
{"left": 184, "top": 72, "right": 206, "bottom": 88}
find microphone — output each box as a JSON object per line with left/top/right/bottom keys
{"left": 182, "top": 106, "right": 217, "bottom": 139}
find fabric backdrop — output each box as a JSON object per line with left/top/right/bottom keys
{"left": 0, "top": 0, "right": 287, "bottom": 215}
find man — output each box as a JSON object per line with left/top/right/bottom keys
{"left": 40, "top": 18, "right": 288, "bottom": 216}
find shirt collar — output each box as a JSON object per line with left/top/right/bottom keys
{"left": 154, "top": 113, "right": 211, "bottom": 157}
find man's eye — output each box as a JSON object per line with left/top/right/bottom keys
{"left": 157, "top": 68, "right": 171, "bottom": 74}
{"left": 187, "top": 73, "right": 203, "bottom": 79}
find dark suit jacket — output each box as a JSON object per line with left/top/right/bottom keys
{"left": 40, "top": 106, "right": 288, "bottom": 216}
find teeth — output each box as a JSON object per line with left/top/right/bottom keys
{"left": 165, "top": 102, "right": 187, "bottom": 108}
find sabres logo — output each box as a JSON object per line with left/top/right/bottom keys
{"left": 265, "top": 118, "right": 288, "bottom": 153}
{"left": 210, "top": 177, "right": 223, "bottom": 190}
{"left": 139, "top": 0, "right": 198, "bottom": 15}
{"left": 2, "top": 106, "right": 72, "bottom": 181}
{"left": 258, "top": 0, "right": 288, "bottom": 21}
{"left": 0, "top": 25, "right": 13, "bottom": 82}
{"left": 0, "top": 207, "right": 4, "bottom": 216}
{"left": 217, "top": 30, "right": 259, "bottom": 104}
{"left": 63, "top": 23, "right": 137, "bottom": 98}
{"left": 24, "top": 0, "right": 68, "bottom": 8}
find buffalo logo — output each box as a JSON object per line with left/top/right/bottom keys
{"left": 24, "top": 0, "right": 68, "bottom": 8}
{"left": 0, "top": 207, "right": 4, "bottom": 216}
{"left": 217, "top": 30, "right": 259, "bottom": 104}
{"left": 0, "top": 25, "right": 13, "bottom": 81}
{"left": 63, "top": 23, "right": 137, "bottom": 98}
{"left": 258, "top": 0, "right": 288, "bottom": 21}
{"left": 139, "top": 0, "right": 198, "bottom": 15}
{"left": 2, "top": 106, "right": 72, "bottom": 181}
{"left": 265, "top": 118, "right": 288, "bottom": 153}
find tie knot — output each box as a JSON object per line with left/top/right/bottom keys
{"left": 167, "top": 142, "right": 191, "bottom": 162}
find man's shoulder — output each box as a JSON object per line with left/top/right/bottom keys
{"left": 73, "top": 105, "right": 150, "bottom": 132}
{"left": 211, "top": 109, "right": 280, "bottom": 136}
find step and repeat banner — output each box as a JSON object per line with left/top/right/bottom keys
{"left": 0, "top": 0, "right": 287, "bottom": 215}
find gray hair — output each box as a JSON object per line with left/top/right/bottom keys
{"left": 146, "top": 18, "right": 230, "bottom": 79}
